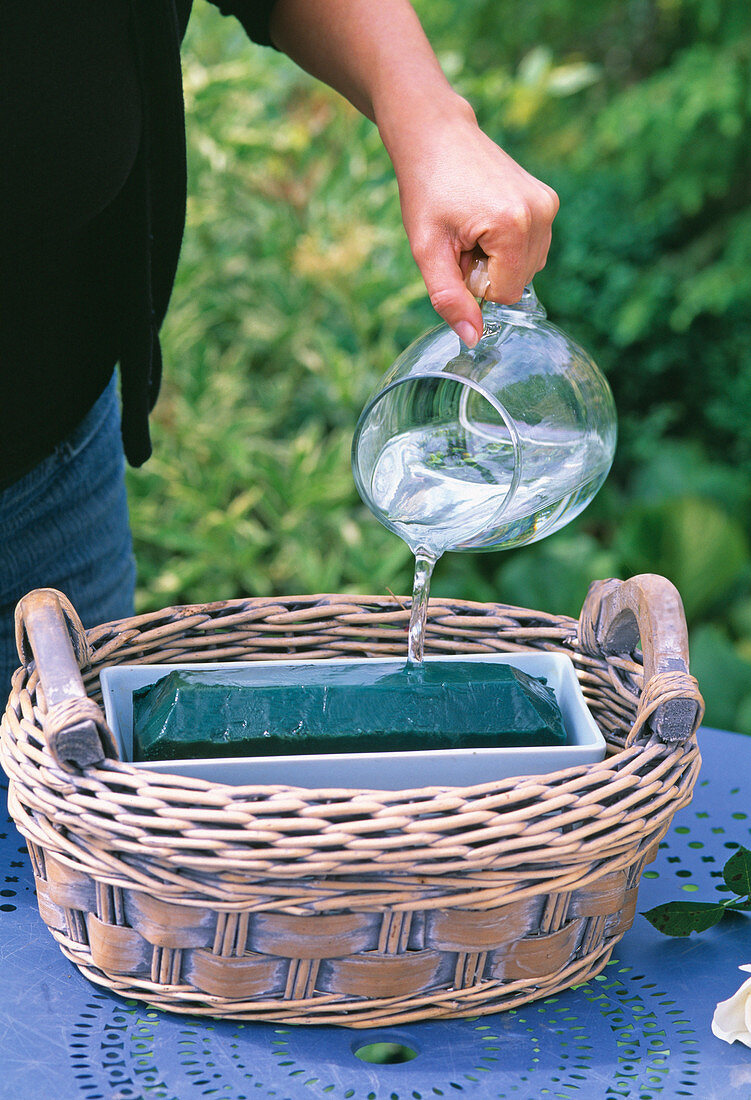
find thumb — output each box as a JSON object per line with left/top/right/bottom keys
{"left": 413, "top": 238, "right": 484, "bottom": 347}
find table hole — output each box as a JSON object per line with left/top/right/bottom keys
{"left": 353, "top": 1042, "right": 418, "bottom": 1065}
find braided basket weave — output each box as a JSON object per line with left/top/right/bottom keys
{"left": 1, "top": 575, "right": 703, "bottom": 1027}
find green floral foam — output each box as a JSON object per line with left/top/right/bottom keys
{"left": 132, "top": 661, "right": 567, "bottom": 762}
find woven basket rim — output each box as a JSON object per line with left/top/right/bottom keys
{"left": 2, "top": 590, "right": 699, "bottom": 799}
{"left": 81, "top": 592, "right": 647, "bottom": 798}
{"left": 0, "top": 591, "right": 703, "bottom": 883}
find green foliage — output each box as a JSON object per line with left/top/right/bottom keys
{"left": 686, "top": 626, "right": 751, "bottom": 733}
{"left": 126, "top": 0, "right": 751, "bottom": 736}
{"left": 643, "top": 846, "right": 751, "bottom": 936}
{"left": 612, "top": 497, "right": 748, "bottom": 620}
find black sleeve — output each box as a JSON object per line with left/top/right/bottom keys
{"left": 207, "top": 0, "right": 281, "bottom": 48}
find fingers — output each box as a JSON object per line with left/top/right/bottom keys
{"left": 478, "top": 184, "right": 559, "bottom": 304}
{"left": 484, "top": 233, "right": 529, "bottom": 306}
{"left": 412, "top": 236, "right": 485, "bottom": 346}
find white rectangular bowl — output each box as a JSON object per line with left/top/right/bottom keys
{"left": 99, "top": 653, "right": 606, "bottom": 790}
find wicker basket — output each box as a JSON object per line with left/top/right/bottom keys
{"left": 1, "top": 575, "right": 703, "bottom": 1027}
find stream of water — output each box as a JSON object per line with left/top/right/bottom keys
{"left": 406, "top": 550, "right": 438, "bottom": 665}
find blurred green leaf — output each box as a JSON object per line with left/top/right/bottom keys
{"left": 495, "top": 532, "right": 620, "bottom": 619}
{"left": 613, "top": 497, "right": 748, "bottom": 620}
{"left": 689, "top": 625, "right": 751, "bottom": 733}
{"left": 627, "top": 441, "right": 751, "bottom": 513}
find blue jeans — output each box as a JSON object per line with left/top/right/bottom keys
{"left": 0, "top": 375, "right": 136, "bottom": 693}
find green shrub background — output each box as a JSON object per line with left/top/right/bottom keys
{"left": 127, "top": 0, "right": 751, "bottom": 734}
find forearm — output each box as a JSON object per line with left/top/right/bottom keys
{"left": 268, "top": 0, "right": 470, "bottom": 145}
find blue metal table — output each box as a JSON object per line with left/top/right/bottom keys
{"left": 1, "top": 726, "right": 750, "bottom": 1100}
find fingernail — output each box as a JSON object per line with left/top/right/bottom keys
{"left": 455, "top": 322, "right": 479, "bottom": 348}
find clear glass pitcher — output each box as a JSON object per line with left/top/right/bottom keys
{"left": 352, "top": 264, "right": 617, "bottom": 558}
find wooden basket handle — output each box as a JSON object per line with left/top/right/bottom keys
{"left": 579, "top": 573, "right": 704, "bottom": 745}
{"left": 14, "top": 588, "right": 119, "bottom": 769}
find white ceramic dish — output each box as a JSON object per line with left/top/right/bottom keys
{"left": 99, "top": 653, "right": 606, "bottom": 790}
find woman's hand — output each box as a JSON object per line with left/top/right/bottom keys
{"left": 384, "top": 95, "right": 559, "bottom": 346}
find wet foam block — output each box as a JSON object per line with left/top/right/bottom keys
{"left": 132, "top": 661, "right": 567, "bottom": 762}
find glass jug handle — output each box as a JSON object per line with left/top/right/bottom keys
{"left": 465, "top": 250, "right": 492, "bottom": 299}
{"left": 465, "top": 249, "right": 540, "bottom": 314}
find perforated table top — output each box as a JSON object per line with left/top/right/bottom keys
{"left": 1, "top": 727, "right": 750, "bottom": 1100}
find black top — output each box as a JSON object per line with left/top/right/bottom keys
{"left": 0, "top": 0, "right": 278, "bottom": 485}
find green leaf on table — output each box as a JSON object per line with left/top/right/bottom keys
{"left": 722, "top": 846, "right": 751, "bottom": 899}
{"left": 641, "top": 900, "right": 726, "bottom": 937}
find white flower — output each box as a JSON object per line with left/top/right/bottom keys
{"left": 712, "top": 965, "right": 751, "bottom": 1048}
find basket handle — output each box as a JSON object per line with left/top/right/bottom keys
{"left": 579, "top": 573, "right": 704, "bottom": 745}
{"left": 15, "top": 588, "right": 119, "bottom": 769}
